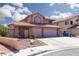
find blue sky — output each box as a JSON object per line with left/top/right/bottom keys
{"left": 0, "top": 3, "right": 79, "bottom": 25}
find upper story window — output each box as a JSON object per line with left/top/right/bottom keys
{"left": 70, "top": 21, "right": 73, "bottom": 25}
{"left": 34, "top": 16, "right": 41, "bottom": 24}
{"left": 76, "top": 19, "right": 79, "bottom": 24}
{"left": 65, "top": 21, "right": 68, "bottom": 25}
{"left": 44, "top": 19, "right": 48, "bottom": 24}
{"left": 76, "top": 19, "right": 79, "bottom": 22}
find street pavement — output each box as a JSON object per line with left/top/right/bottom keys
{"left": 43, "top": 47, "right": 79, "bottom": 56}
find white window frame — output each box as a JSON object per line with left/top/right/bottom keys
{"left": 34, "top": 16, "right": 41, "bottom": 24}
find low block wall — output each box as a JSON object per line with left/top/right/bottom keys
{"left": 0, "top": 37, "right": 30, "bottom": 50}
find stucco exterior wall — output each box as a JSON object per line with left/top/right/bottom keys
{"left": 8, "top": 13, "right": 60, "bottom": 38}
{"left": 68, "top": 28, "right": 79, "bottom": 36}
{"left": 8, "top": 25, "right": 15, "bottom": 37}
{"left": 32, "top": 14, "right": 45, "bottom": 24}
{"left": 0, "top": 37, "right": 21, "bottom": 50}
{"left": 8, "top": 25, "right": 19, "bottom": 38}
{"left": 58, "top": 21, "right": 65, "bottom": 28}
{"left": 54, "top": 17, "right": 79, "bottom": 28}
{"left": 21, "top": 13, "right": 45, "bottom": 24}
{"left": 0, "top": 37, "right": 30, "bottom": 50}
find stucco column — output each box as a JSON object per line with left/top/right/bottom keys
{"left": 29, "top": 27, "right": 33, "bottom": 38}
{"left": 41, "top": 27, "right": 44, "bottom": 37}
{"left": 15, "top": 26, "right": 19, "bottom": 38}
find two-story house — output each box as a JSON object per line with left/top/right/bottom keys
{"left": 53, "top": 15, "right": 79, "bottom": 36}
{"left": 8, "top": 13, "right": 60, "bottom": 38}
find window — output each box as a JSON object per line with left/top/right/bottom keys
{"left": 34, "top": 16, "right": 41, "bottom": 24}
{"left": 65, "top": 21, "right": 68, "bottom": 25}
{"left": 76, "top": 19, "right": 79, "bottom": 22}
{"left": 70, "top": 21, "right": 73, "bottom": 25}
{"left": 45, "top": 19, "right": 48, "bottom": 23}
{"left": 76, "top": 19, "right": 79, "bottom": 24}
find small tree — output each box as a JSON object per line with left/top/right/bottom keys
{"left": 30, "top": 35, "right": 36, "bottom": 40}
{"left": 0, "top": 25, "right": 7, "bottom": 37}
{"left": 30, "top": 34, "right": 36, "bottom": 45}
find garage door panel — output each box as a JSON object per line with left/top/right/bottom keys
{"left": 44, "top": 28, "right": 57, "bottom": 37}
{"left": 32, "top": 28, "right": 42, "bottom": 37}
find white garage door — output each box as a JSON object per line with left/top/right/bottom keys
{"left": 32, "top": 28, "right": 42, "bottom": 37}
{"left": 43, "top": 28, "right": 57, "bottom": 37}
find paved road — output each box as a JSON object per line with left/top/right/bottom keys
{"left": 43, "top": 48, "right": 79, "bottom": 56}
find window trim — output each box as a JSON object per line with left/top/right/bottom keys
{"left": 65, "top": 21, "right": 68, "bottom": 25}
{"left": 70, "top": 21, "right": 73, "bottom": 25}
{"left": 34, "top": 16, "right": 41, "bottom": 24}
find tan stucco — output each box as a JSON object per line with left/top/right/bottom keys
{"left": 0, "top": 37, "right": 30, "bottom": 50}
{"left": 8, "top": 13, "right": 60, "bottom": 38}
{"left": 53, "top": 16, "right": 79, "bottom": 28}
{"left": 68, "top": 28, "right": 79, "bottom": 36}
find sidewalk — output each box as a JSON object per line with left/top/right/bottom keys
{"left": 13, "top": 45, "right": 60, "bottom": 56}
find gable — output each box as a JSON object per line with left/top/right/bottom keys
{"left": 20, "top": 13, "right": 47, "bottom": 24}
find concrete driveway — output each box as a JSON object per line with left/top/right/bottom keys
{"left": 14, "top": 37, "right": 79, "bottom": 56}
{"left": 39, "top": 37, "right": 79, "bottom": 47}
{"left": 35, "top": 37, "right": 79, "bottom": 56}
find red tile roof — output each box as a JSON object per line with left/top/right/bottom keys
{"left": 53, "top": 15, "right": 79, "bottom": 24}
{"left": 13, "top": 22, "right": 60, "bottom": 28}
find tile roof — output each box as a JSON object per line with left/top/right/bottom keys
{"left": 13, "top": 22, "right": 60, "bottom": 28}
{"left": 53, "top": 15, "right": 79, "bottom": 24}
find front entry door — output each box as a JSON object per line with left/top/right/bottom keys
{"left": 19, "top": 28, "right": 25, "bottom": 38}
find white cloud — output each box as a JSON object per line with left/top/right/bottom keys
{"left": 0, "top": 4, "right": 15, "bottom": 18}
{"left": 49, "top": 3, "right": 55, "bottom": 6}
{"left": 53, "top": 11, "right": 61, "bottom": 14}
{"left": 59, "top": 12, "right": 72, "bottom": 18}
{"left": 22, "top": 7, "right": 32, "bottom": 14}
{"left": 2, "top": 4, "right": 15, "bottom": 12}
{"left": 50, "top": 15, "right": 60, "bottom": 19}
{"left": 0, "top": 8, "right": 12, "bottom": 18}
{"left": 16, "top": 8, "right": 23, "bottom": 13}
{"left": 0, "top": 4, "right": 32, "bottom": 22}
{"left": 68, "top": 3, "right": 79, "bottom": 9}
{"left": 11, "top": 3, "right": 23, "bottom": 8}
{"left": 50, "top": 12, "right": 72, "bottom": 19}
{"left": 15, "top": 7, "right": 32, "bottom": 14}
{"left": 12, "top": 12, "right": 26, "bottom": 21}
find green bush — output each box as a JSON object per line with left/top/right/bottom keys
{"left": 0, "top": 25, "right": 7, "bottom": 37}
{"left": 30, "top": 35, "right": 36, "bottom": 40}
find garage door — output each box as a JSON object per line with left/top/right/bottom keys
{"left": 43, "top": 28, "right": 57, "bottom": 37}
{"left": 32, "top": 28, "right": 42, "bottom": 37}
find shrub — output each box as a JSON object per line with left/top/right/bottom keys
{"left": 30, "top": 35, "right": 36, "bottom": 40}
{"left": 0, "top": 25, "right": 7, "bottom": 37}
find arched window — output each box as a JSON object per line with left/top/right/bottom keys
{"left": 34, "top": 16, "right": 41, "bottom": 24}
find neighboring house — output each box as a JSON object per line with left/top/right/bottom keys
{"left": 53, "top": 15, "right": 79, "bottom": 36}
{"left": 8, "top": 13, "right": 60, "bottom": 38}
